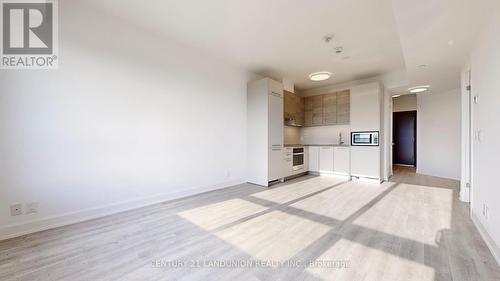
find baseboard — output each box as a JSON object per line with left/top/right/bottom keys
{"left": 416, "top": 169, "right": 460, "bottom": 181}
{"left": 350, "top": 174, "right": 382, "bottom": 184}
{"left": 471, "top": 211, "right": 500, "bottom": 266}
{"left": 308, "top": 171, "right": 350, "bottom": 177}
{"left": 0, "top": 179, "right": 244, "bottom": 241}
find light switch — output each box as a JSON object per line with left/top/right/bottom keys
{"left": 473, "top": 96, "right": 479, "bottom": 104}
{"left": 477, "top": 130, "right": 483, "bottom": 142}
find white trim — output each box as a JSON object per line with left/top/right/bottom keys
{"left": 350, "top": 175, "right": 382, "bottom": 184}
{"left": 0, "top": 179, "right": 244, "bottom": 241}
{"left": 471, "top": 211, "right": 500, "bottom": 266}
{"left": 460, "top": 65, "right": 472, "bottom": 203}
{"left": 309, "top": 171, "right": 350, "bottom": 178}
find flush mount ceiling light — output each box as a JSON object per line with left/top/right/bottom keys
{"left": 309, "top": 72, "right": 332, "bottom": 81}
{"left": 408, "top": 85, "right": 430, "bottom": 93}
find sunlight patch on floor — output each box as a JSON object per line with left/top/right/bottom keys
{"left": 215, "top": 210, "right": 331, "bottom": 262}
{"left": 291, "top": 181, "right": 395, "bottom": 221}
{"left": 251, "top": 176, "right": 347, "bottom": 204}
{"left": 352, "top": 183, "right": 453, "bottom": 246}
{"left": 177, "top": 198, "right": 268, "bottom": 231}
{"left": 306, "top": 238, "right": 435, "bottom": 281}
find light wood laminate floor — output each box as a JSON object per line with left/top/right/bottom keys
{"left": 1, "top": 169, "right": 499, "bottom": 281}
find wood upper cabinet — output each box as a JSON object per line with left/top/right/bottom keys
{"left": 284, "top": 91, "right": 294, "bottom": 120}
{"left": 312, "top": 95, "right": 323, "bottom": 125}
{"left": 336, "top": 90, "right": 350, "bottom": 124}
{"left": 304, "top": 97, "right": 313, "bottom": 126}
{"left": 283, "top": 91, "right": 305, "bottom": 126}
{"left": 284, "top": 90, "right": 350, "bottom": 127}
{"left": 322, "top": 93, "right": 337, "bottom": 125}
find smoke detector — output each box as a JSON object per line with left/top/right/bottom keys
{"left": 323, "top": 34, "right": 335, "bottom": 43}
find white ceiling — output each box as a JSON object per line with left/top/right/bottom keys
{"left": 390, "top": 0, "right": 493, "bottom": 94}
{"left": 86, "top": 0, "right": 493, "bottom": 92}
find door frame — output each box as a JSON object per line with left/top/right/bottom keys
{"left": 392, "top": 110, "right": 417, "bottom": 167}
{"left": 460, "top": 67, "right": 472, "bottom": 203}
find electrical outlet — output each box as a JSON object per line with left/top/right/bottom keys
{"left": 10, "top": 204, "right": 22, "bottom": 216}
{"left": 26, "top": 202, "right": 39, "bottom": 214}
{"left": 483, "top": 204, "right": 489, "bottom": 220}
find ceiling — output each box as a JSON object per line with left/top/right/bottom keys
{"left": 86, "top": 0, "right": 493, "bottom": 92}
{"left": 390, "top": 0, "right": 493, "bottom": 94}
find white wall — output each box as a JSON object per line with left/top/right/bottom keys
{"left": 416, "top": 90, "right": 461, "bottom": 180}
{"left": 0, "top": 2, "right": 251, "bottom": 239}
{"left": 468, "top": 3, "right": 500, "bottom": 263}
{"left": 393, "top": 94, "right": 417, "bottom": 112}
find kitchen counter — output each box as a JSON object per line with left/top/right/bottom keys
{"left": 284, "top": 144, "right": 349, "bottom": 147}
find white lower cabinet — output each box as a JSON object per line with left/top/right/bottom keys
{"left": 308, "top": 146, "right": 350, "bottom": 176}
{"left": 319, "top": 147, "right": 334, "bottom": 174}
{"left": 283, "top": 147, "right": 293, "bottom": 178}
{"left": 308, "top": 146, "right": 320, "bottom": 172}
{"left": 333, "top": 147, "right": 350, "bottom": 175}
{"left": 269, "top": 148, "right": 284, "bottom": 181}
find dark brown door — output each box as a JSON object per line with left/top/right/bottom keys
{"left": 393, "top": 111, "right": 416, "bottom": 166}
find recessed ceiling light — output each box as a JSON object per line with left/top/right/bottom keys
{"left": 392, "top": 94, "right": 401, "bottom": 98}
{"left": 408, "top": 85, "right": 430, "bottom": 93}
{"left": 309, "top": 72, "right": 332, "bottom": 81}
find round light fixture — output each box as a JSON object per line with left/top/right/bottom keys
{"left": 309, "top": 72, "right": 332, "bottom": 82}
{"left": 408, "top": 85, "right": 430, "bottom": 93}
{"left": 392, "top": 94, "right": 401, "bottom": 98}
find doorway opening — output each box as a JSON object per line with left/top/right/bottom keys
{"left": 393, "top": 110, "right": 417, "bottom": 167}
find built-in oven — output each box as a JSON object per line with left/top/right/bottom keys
{"left": 292, "top": 147, "right": 304, "bottom": 171}
{"left": 351, "top": 131, "right": 379, "bottom": 146}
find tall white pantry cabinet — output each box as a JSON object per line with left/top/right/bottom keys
{"left": 247, "top": 78, "right": 284, "bottom": 187}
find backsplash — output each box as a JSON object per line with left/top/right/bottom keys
{"left": 284, "top": 126, "right": 301, "bottom": 144}
{"left": 300, "top": 125, "right": 350, "bottom": 145}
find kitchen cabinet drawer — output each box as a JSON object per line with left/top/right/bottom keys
{"left": 283, "top": 157, "right": 293, "bottom": 178}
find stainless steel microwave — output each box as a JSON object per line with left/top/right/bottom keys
{"left": 351, "top": 131, "right": 379, "bottom": 146}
